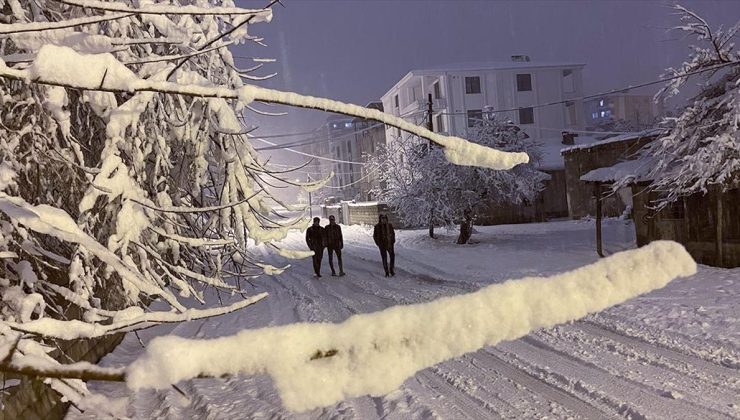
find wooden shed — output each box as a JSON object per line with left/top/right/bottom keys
{"left": 582, "top": 158, "right": 740, "bottom": 268}
{"left": 561, "top": 130, "right": 662, "bottom": 219}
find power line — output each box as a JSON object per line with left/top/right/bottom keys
{"left": 248, "top": 135, "right": 367, "bottom": 165}
{"left": 322, "top": 165, "right": 380, "bottom": 190}
{"left": 254, "top": 121, "right": 386, "bottom": 151}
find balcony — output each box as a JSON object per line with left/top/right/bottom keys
{"left": 400, "top": 97, "right": 447, "bottom": 117}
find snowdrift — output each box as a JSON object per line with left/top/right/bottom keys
{"left": 127, "top": 241, "right": 696, "bottom": 411}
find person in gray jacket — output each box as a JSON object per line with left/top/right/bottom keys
{"left": 373, "top": 214, "right": 395, "bottom": 277}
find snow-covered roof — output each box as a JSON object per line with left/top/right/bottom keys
{"left": 381, "top": 61, "right": 585, "bottom": 100}
{"left": 561, "top": 129, "right": 665, "bottom": 154}
{"left": 536, "top": 136, "right": 598, "bottom": 171}
{"left": 580, "top": 157, "right": 656, "bottom": 184}
{"left": 410, "top": 61, "right": 586, "bottom": 74}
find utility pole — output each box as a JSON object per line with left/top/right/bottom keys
{"left": 307, "top": 173, "right": 313, "bottom": 218}
{"left": 426, "top": 93, "right": 434, "bottom": 148}
{"left": 426, "top": 93, "right": 436, "bottom": 239}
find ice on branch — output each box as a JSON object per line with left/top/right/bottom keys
{"left": 127, "top": 241, "right": 696, "bottom": 412}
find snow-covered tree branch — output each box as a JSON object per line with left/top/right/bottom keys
{"left": 0, "top": 0, "right": 528, "bottom": 413}
{"left": 615, "top": 5, "right": 740, "bottom": 207}
{"left": 369, "top": 115, "right": 547, "bottom": 242}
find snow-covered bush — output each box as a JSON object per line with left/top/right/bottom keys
{"left": 370, "top": 115, "right": 547, "bottom": 240}
{"left": 614, "top": 5, "right": 740, "bottom": 207}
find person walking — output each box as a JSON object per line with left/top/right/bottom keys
{"left": 324, "top": 215, "right": 345, "bottom": 276}
{"left": 305, "top": 217, "right": 325, "bottom": 277}
{"left": 373, "top": 214, "right": 396, "bottom": 277}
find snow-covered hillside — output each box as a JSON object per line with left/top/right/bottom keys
{"left": 68, "top": 219, "right": 739, "bottom": 419}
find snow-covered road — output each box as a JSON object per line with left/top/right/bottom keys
{"left": 69, "top": 219, "right": 739, "bottom": 419}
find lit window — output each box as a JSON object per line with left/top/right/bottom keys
{"left": 592, "top": 112, "right": 598, "bottom": 119}
{"left": 344, "top": 122, "right": 353, "bottom": 128}
{"left": 599, "top": 99, "right": 604, "bottom": 107}
{"left": 465, "top": 76, "right": 481, "bottom": 94}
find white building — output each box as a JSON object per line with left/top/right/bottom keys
{"left": 380, "top": 56, "right": 586, "bottom": 144}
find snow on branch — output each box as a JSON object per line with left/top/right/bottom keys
{"left": 0, "top": 45, "right": 528, "bottom": 171}
{"left": 0, "top": 193, "right": 186, "bottom": 312}
{"left": 0, "top": 13, "right": 133, "bottom": 35}
{"left": 0, "top": 358, "right": 125, "bottom": 382}
{"left": 126, "top": 241, "right": 696, "bottom": 412}
{"left": 615, "top": 5, "right": 740, "bottom": 206}
{"left": 58, "top": 0, "right": 273, "bottom": 18}
{"left": 4, "top": 293, "right": 267, "bottom": 340}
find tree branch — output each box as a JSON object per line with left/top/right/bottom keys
{"left": 57, "top": 0, "right": 271, "bottom": 16}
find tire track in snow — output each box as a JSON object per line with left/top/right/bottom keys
{"left": 497, "top": 337, "right": 735, "bottom": 419}
{"left": 532, "top": 326, "right": 739, "bottom": 412}
{"left": 473, "top": 349, "right": 611, "bottom": 419}
{"left": 578, "top": 321, "right": 739, "bottom": 380}
{"left": 414, "top": 369, "right": 503, "bottom": 419}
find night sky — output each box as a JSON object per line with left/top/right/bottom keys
{"left": 233, "top": 0, "right": 740, "bottom": 166}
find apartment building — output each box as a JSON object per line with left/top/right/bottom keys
{"left": 380, "top": 55, "right": 586, "bottom": 144}
{"left": 585, "top": 94, "right": 659, "bottom": 130}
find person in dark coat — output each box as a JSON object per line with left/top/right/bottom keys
{"left": 373, "top": 214, "right": 396, "bottom": 277}
{"left": 324, "top": 215, "right": 345, "bottom": 276}
{"left": 305, "top": 217, "right": 325, "bottom": 277}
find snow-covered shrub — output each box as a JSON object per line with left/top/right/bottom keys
{"left": 370, "top": 115, "right": 547, "bottom": 236}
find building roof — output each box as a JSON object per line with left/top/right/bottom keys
{"left": 560, "top": 128, "right": 665, "bottom": 154}
{"left": 381, "top": 60, "right": 585, "bottom": 100}
{"left": 536, "top": 135, "right": 598, "bottom": 171}
{"left": 580, "top": 157, "right": 656, "bottom": 184}
{"left": 410, "top": 61, "right": 586, "bottom": 75}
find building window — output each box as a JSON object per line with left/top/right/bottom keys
{"left": 433, "top": 81, "right": 441, "bottom": 99}
{"left": 518, "top": 107, "right": 534, "bottom": 124}
{"left": 562, "top": 69, "right": 574, "bottom": 93}
{"left": 565, "top": 101, "right": 577, "bottom": 126}
{"left": 465, "top": 76, "right": 481, "bottom": 94}
{"left": 394, "top": 94, "right": 399, "bottom": 108}
{"left": 435, "top": 114, "right": 444, "bottom": 132}
{"left": 344, "top": 122, "right": 352, "bottom": 128}
{"left": 516, "top": 74, "right": 532, "bottom": 92}
{"left": 599, "top": 99, "right": 604, "bottom": 107}
{"left": 467, "top": 109, "right": 483, "bottom": 127}
{"left": 592, "top": 112, "right": 598, "bottom": 119}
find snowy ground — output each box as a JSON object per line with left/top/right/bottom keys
{"left": 69, "top": 219, "right": 739, "bottom": 419}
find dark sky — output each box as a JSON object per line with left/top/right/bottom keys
{"left": 234, "top": 0, "right": 740, "bottom": 165}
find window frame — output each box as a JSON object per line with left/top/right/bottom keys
{"left": 467, "top": 109, "right": 483, "bottom": 128}
{"left": 516, "top": 73, "right": 532, "bottom": 92}
{"left": 518, "top": 107, "right": 534, "bottom": 125}
{"left": 464, "top": 76, "right": 481, "bottom": 94}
